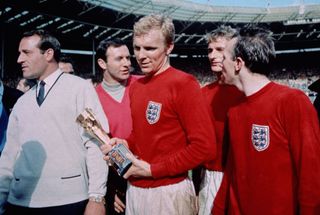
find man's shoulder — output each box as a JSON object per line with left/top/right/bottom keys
{"left": 60, "top": 73, "right": 92, "bottom": 88}
{"left": 271, "top": 82, "right": 306, "bottom": 99}
{"left": 201, "top": 81, "right": 218, "bottom": 90}
{"left": 128, "top": 75, "right": 143, "bottom": 86}
{"left": 61, "top": 73, "right": 85, "bottom": 82}
{"left": 130, "top": 74, "right": 144, "bottom": 80}
{"left": 167, "top": 67, "right": 198, "bottom": 84}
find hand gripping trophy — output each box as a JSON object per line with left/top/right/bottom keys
{"left": 76, "top": 108, "right": 132, "bottom": 176}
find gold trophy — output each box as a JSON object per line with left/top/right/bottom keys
{"left": 76, "top": 108, "right": 132, "bottom": 176}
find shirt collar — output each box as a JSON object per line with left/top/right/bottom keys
{"left": 38, "top": 69, "right": 63, "bottom": 89}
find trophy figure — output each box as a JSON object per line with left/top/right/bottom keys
{"left": 76, "top": 108, "right": 132, "bottom": 176}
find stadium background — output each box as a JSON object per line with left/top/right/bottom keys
{"left": 1, "top": 0, "right": 319, "bottom": 100}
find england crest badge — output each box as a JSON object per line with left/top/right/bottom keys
{"left": 146, "top": 101, "right": 162, "bottom": 124}
{"left": 251, "top": 124, "right": 270, "bottom": 152}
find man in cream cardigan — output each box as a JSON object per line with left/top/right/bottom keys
{"left": 0, "top": 30, "right": 109, "bottom": 215}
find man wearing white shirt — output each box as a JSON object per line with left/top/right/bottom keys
{"left": 0, "top": 30, "right": 109, "bottom": 215}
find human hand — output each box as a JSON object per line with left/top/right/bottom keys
{"left": 84, "top": 200, "right": 105, "bottom": 215}
{"left": 123, "top": 153, "right": 152, "bottom": 179}
{"left": 100, "top": 138, "right": 128, "bottom": 161}
{"left": 114, "top": 193, "right": 126, "bottom": 213}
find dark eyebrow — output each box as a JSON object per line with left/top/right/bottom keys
{"left": 21, "top": 49, "right": 31, "bottom": 54}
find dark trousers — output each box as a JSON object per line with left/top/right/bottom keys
{"left": 4, "top": 200, "right": 88, "bottom": 215}
{"left": 106, "top": 170, "right": 126, "bottom": 215}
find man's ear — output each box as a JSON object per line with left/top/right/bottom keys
{"left": 45, "top": 48, "right": 54, "bottom": 61}
{"left": 97, "top": 58, "right": 107, "bottom": 70}
{"left": 235, "top": 57, "right": 244, "bottom": 73}
{"left": 166, "top": 42, "right": 174, "bottom": 56}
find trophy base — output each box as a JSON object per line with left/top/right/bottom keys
{"left": 109, "top": 143, "right": 133, "bottom": 177}
{"left": 118, "top": 162, "right": 132, "bottom": 177}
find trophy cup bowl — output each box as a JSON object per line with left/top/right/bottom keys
{"left": 76, "top": 108, "right": 132, "bottom": 176}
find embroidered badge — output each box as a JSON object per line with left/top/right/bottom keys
{"left": 146, "top": 101, "right": 162, "bottom": 124}
{"left": 251, "top": 124, "right": 270, "bottom": 152}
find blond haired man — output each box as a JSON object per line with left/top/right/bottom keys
{"left": 101, "top": 14, "right": 217, "bottom": 215}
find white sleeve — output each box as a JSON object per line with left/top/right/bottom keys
{"left": 76, "top": 81, "right": 109, "bottom": 197}
{"left": 0, "top": 111, "right": 20, "bottom": 214}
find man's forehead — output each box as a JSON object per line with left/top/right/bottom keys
{"left": 19, "top": 35, "right": 40, "bottom": 49}
{"left": 107, "top": 45, "right": 129, "bottom": 55}
{"left": 133, "top": 29, "right": 165, "bottom": 43}
{"left": 208, "top": 39, "right": 228, "bottom": 48}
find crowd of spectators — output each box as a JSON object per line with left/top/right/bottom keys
{"left": 1, "top": 53, "right": 319, "bottom": 101}
{"left": 171, "top": 55, "right": 320, "bottom": 102}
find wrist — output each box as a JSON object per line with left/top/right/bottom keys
{"left": 89, "top": 195, "right": 106, "bottom": 205}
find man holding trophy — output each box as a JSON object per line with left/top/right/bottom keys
{"left": 100, "top": 14, "right": 217, "bottom": 215}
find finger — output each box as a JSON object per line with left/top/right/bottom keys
{"left": 103, "top": 155, "right": 111, "bottom": 161}
{"left": 114, "top": 203, "right": 121, "bottom": 213}
{"left": 103, "top": 155, "right": 108, "bottom": 161}
{"left": 114, "top": 201, "right": 124, "bottom": 213}
{"left": 115, "top": 207, "right": 120, "bottom": 213}
{"left": 123, "top": 165, "right": 134, "bottom": 179}
{"left": 110, "top": 137, "right": 125, "bottom": 146}
{"left": 122, "top": 139, "right": 129, "bottom": 148}
{"left": 115, "top": 195, "right": 125, "bottom": 208}
{"left": 125, "top": 153, "right": 137, "bottom": 163}
{"left": 100, "top": 144, "right": 112, "bottom": 154}
{"left": 109, "top": 137, "right": 118, "bottom": 146}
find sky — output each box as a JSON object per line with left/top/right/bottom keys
{"left": 190, "top": 0, "right": 320, "bottom": 8}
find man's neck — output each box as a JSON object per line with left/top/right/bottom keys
{"left": 38, "top": 65, "right": 59, "bottom": 81}
{"left": 103, "top": 78, "right": 128, "bottom": 87}
{"left": 102, "top": 79, "right": 127, "bottom": 102}
{"left": 241, "top": 73, "right": 271, "bottom": 97}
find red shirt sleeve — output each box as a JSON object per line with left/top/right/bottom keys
{"left": 283, "top": 91, "right": 320, "bottom": 214}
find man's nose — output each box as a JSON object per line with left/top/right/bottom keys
{"left": 136, "top": 49, "right": 146, "bottom": 60}
{"left": 123, "top": 58, "right": 131, "bottom": 67}
{"left": 17, "top": 54, "right": 23, "bottom": 64}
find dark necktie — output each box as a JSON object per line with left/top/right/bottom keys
{"left": 37, "top": 81, "right": 45, "bottom": 106}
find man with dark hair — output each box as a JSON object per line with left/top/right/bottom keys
{"left": 16, "top": 78, "right": 37, "bottom": 93}
{"left": 95, "top": 38, "right": 140, "bottom": 214}
{"left": 0, "top": 78, "right": 24, "bottom": 156}
{"left": 0, "top": 29, "right": 109, "bottom": 214}
{"left": 213, "top": 26, "right": 320, "bottom": 215}
{"left": 59, "top": 54, "right": 75, "bottom": 74}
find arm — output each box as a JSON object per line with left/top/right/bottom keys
{"left": 84, "top": 200, "right": 105, "bottom": 215}
{"left": 0, "top": 111, "right": 20, "bottom": 213}
{"left": 114, "top": 193, "right": 126, "bottom": 213}
{"left": 100, "top": 138, "right": 151, "bottom": 179}
{"left": 284, "top": 92, "right": 320, "bottom": 214}
{"left": 78, "top": 82, "right": 109, "bottom": 214}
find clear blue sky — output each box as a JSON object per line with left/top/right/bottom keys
{"left": 190, "top": 0, "right": 320, "bottom": 8}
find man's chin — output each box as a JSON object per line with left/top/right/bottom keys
{"left": 211, "top": 67, "right": 222, "bottom": 73}
{"left": 23, "top": 73, "right": 34, "bottom": 79}
{"left": 141, "top": 70, "right": 154, "bottom": 76}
